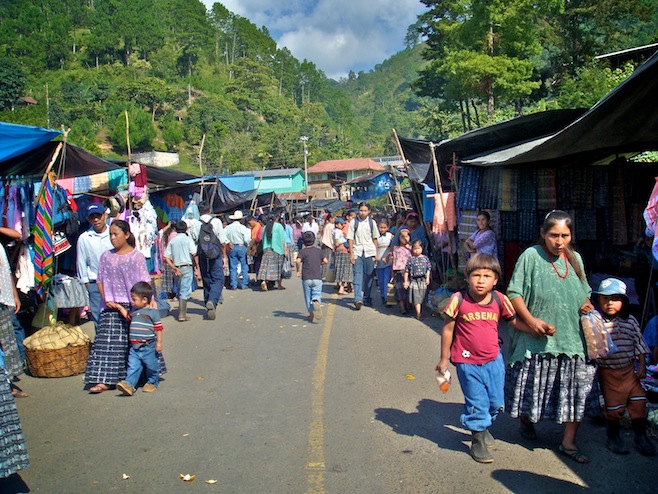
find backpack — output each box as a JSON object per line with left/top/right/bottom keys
{"left": 353, "top": 217, "right": 377, "bottom": 240}
{"left": 198, "top": 218, "right": 222, "bottom": 259}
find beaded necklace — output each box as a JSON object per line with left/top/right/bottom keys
{"left": 542, "top": 245, "right": 569, "bottom": 279}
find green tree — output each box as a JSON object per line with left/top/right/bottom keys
{"left": 110, "top": 106, "right": 156, "bottom": 152}
{"left": 0, "top": 58, "right": 27, "bottom": 110}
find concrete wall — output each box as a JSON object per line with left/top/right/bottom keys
{"left": 133, "top": 151, "right": 180, "bottom": 167}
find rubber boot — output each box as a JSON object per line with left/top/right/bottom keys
{"left": 605, "top": 420, "right": 629, "bottom": 454}
{"left": 632, "top": 418, "right": 656, "bottom": 456}
{"left": 178, "top": 299, "right": 188, "bottom": 322}
{"left": 471, "top": 431, "right": 494, "bottom": 463}
{"left": 484, "top": 428, "right": 496, "bottom": 450}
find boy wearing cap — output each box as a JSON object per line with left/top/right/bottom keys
{"left": 595, "top": 277, "right": 655, "bottom": 456}
{"left": 164, "top": 221, "right": 197, "bottom": 321}
{"left": 76, "top": 203, "right": 112, "bottom": 329}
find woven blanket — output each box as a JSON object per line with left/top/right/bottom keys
{"left": 536, "top": 168, "right": 557, "bottom": 210}
{"left": 498, "top": 168, "right": 518, "bottom": 211}
{"left": 478, "top": 168, "right": 500, "bottom": 210}
{"left": 457, "top": 167, "right": 481, "bottom": 210}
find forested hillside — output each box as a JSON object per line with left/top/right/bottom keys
{"left": 1, "top": 0, "right": 657, "bottom": 174}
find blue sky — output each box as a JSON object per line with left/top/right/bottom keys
{"left": 200, "top": 0, "right": 426, "bottom": 80}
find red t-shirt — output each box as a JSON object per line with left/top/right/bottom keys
{"left": 443, "top": 290, "right": 516, "bottom": 364}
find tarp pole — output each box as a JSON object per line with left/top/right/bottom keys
{"left": 430, "top": 141, "right": 457, "bottom": 276}
{"left": 250, "top": 167, "right": 265, "bottom": 214}
{"left": 198, "top": 134, "right": 206, "bottom": 200}
{"left": 391, "top": 129, "right": 409, "bottom": 211}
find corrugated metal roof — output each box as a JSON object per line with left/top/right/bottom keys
{"left": 307, "top": 158, "right": 385, "bottom": 174}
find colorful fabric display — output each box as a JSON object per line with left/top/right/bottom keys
{"left": 89, "top": 172, "right": 110, "bottom": 192}
{"left": 572, "top": 167, "right": 593, "bottom": 209}
{"left": 536, "top": 168, "right": 557, "bottom": 210}
{"left": 517, "top": 168, "right": 537, "bottom": 211}
{"left": 498, "top": 169, "right": 518, "bottom": 211}
{"left": 574, "top": 209, "right": 597, "bottom": 241}
{"left": 427, "top": 192, "right": 456, "bottom": 233}
{"left": 477, "top": 168, "right": 500, "bottom": 210}
{"left": 557, "top": 168, "right": 574, "bottom": 209}
{"left": 593, "top": 167, "right": 610, "bottom": 209}
{"left": 33, "top": 172, "right": 54, "bottom": 296}
{"left": 500, "top": 211, "right": 519, "bottom": 241}
{"left": 457, "top": 167, "right": 481, "bottom": 210}
{"left": 108, "top": 169, "right": 128, "bottom": 190}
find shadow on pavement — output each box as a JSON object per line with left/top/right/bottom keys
{"left": 491, "top": 469, "right": 589, "bottom": 493}
{"left": 272, "top": 309, "right": 308, "bottom": 321}
{"left": 0, "top": 473, "right": 30, "bottom": 493}
{"left": 374, "top": 398, "right": 469, "bottom": 454}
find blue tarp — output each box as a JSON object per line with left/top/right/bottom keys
{"left": 0, "top": 122, "right": 61, "bottom": 163}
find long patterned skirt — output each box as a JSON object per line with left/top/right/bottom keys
{"left": 84, "top": 305, "right": 167, "bottom": 386}
{"left": 321, "top": 246, "right": 334, "bottom": 280}
{"left": 0, "top": 306, "right": 21, "bottom": 378}
{"left": 334, "top": 252, "right": 353, "bottom": 283}
{"left": 408, "top": 278, "right": 427, "bottom": 305}
{"left": 505, "top": 354, "right": 599, "bottom": 424}
{"left": 258, "top": 249, "right": 284, "bottom": 282}
{"left": 0, "top": 368, "right": 29, "bottom": 478}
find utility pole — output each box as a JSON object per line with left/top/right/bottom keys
{"left": 301, "top": 136, "right": 309, "bottom": 201}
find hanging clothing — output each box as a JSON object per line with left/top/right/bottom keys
{"left": 33, "top": 172, "right": 55, "bottom": 296}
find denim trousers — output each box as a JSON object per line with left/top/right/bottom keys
{"left": 229, "top": 245, "right": 248, "bottom": 289}
{"left": 175, "top": 265, "right": 194, "bottom": 300}
{"left": 200, "top": 253, "right": 224, "bottom": 306}
{"left": 375, "top": 264, "right": 392, "bottom": 300}
{"left": 455, "top": 352, "right": 505, "bottom": 432}
{"left": 302, "top": 279, "right": 323, "bottom": 313}
{"left": 125, "top": 340, "right": 159, "bottom": 388}
{"left": 353, "top": 254, "right": 375, "bottom": 304}
{"left": 87, "top": 282, "right": 102, "bottom": 330}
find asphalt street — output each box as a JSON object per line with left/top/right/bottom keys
{"left": 9, "top": 279, "right": 656, "bottom": 493}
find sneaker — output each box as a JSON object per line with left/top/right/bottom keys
{"left": 116, "top": 380, "right": 134, "bottom": 396}
{"left": 206, "top": 301, "right": 216, "bottom": 320}
{"left": 312, "top": 300, "right": 323, "bottom": 321}
{"left": 142, "top": 383, "right": 157, "bottom": 393}
{"left": 355, "top": 301, "right": 362, "bottom": 311}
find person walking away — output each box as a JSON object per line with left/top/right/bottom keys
{"left": 390, "top": 228, "right": 412, "bottom": 314}
{"left": 403, "top": 239, "right": 432, "bottom": 320}
{"left": 593, "top": 278, "right": 656, "bottom": 456}
{"left": 246, "top": 215, "right": 263, "bottom": 281}
{"left": 505, "top": 210, "right": 597, "bottom": 463}
{"left": 163, "top": 221, "right": 197, "bottom": 322}
{"left": 465, "top": 210, "right": 498, "bottom": 259}
{"left": 437, "top": 254, "right": 534, "bottom": 463}
{"left": 296, "top": 232, "right": 327, "bottom": 323}
{"left": 258, "top": 216, "right": 287, "bottom": 291}
{"left": 347, "top": 202, "right": 380, "bottom": 310}
{"left": 333, "top": 217, "right": 352, "bottom": 295}
{"left": 187, "top": 201, "right": 228, "bottom": 320}
{"left": 302, "top": 215, "right": 319, "bottom": 237}
{"left": 320, "top": 213, "right": 335, "bottom": 281}
{"left": 76, "top": 203, "right": 113, "bottom": 330}
{"left": 115, "top": 282, "right": 164, "bottom": 395}
{"left": 375, "top": 220, "right": 393, "bottom": 305}
{"left": 225, "top": 211, "right": 251, "bottom": 290}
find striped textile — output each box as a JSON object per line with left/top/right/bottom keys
{"left": 257, "top": 248, "right": 284, "bottom": 281}
{"left": 408, "top": 278, "right": 428, "bottom": 305}
{"left": 505, "top": 354, "right": 600, "bottom": 424}
{"left": 536, "top": 168, "right": 557, "bottom": 210}
{"left": 0, "top": 368, "right": 30, "bottom": 478}
{"left": 478, "top": 168, "right": 500, "bottom": 210}
{"left": 574, "top": 209, "right": 597, "bottom": 241}
{"left": 334, "top": 252, "right": 353, "bottom": 283}
{"left": 456, "top": 167, "right": 481, "bottom": 210}
{"left": 33, "top": 171, "right": 54, "bottom": 296}
{"left": 498, "top": 169, "right": 518, "bottom": 211}
{"left": 572, "top": 167, "right": 593, "bottom": 209}
{"left": 0, "top": 306, "right": 22, "bottom": 378}
{"left": 84, "top": 306, "right": 130, "bottom": 385}
{"left": 593, "top": 167, "right": 610, "bottom": 209}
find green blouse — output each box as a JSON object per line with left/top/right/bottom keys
{"left": 506, "top": 245, "right": 591, "bottom": 364}
{"left": 262, "top": 222, "right": 286, "bottom": 256}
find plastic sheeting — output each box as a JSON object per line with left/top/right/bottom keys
{"left": 0, "top": 122, "right": 61, "bottom": 163}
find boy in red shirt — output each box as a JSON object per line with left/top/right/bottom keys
{"left": 436, "top": 254, "right": 544, "bottom": 463}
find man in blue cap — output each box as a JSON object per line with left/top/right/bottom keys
{"left": 76, "top": 203, "right": 112, "bottom": 329}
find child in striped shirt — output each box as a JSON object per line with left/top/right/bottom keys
{"left": 594, "top": 278, "right": 655, "bottom": 456}
{"left": 114, "top": 282, "right": 163, "bottom": 396}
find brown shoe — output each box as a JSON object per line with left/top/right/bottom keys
{"left": 142, "top": 383, "right": 157, "bottom": 393}
{"left": 116, "top": 380, "right": 134, "bottom": 396}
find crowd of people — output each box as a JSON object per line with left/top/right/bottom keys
{"left": 4, "top": 201, "right": 658, "bottom": 488}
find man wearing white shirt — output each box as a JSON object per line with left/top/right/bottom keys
{"left": 186, "top": 200, "right": 228, "bottom": 320}
{"left": 347, "top": 202, "right": 379, "bottom": 310}
{"left": 76, "top": 203, "right": 113, "bottom": 329}
{"left": 224, "top": 210, "right": 251, "bottom": 290}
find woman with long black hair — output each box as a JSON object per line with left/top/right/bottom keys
{"left": 257, "top": 216, "right": 287, "bottom": 291}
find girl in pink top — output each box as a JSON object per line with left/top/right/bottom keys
{"left": 389, "top": 228, "right": 412, "bottom": 314}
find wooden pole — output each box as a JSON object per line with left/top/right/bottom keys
{"left": 391, "top": 129, "right": 409, "bottom": 211}
{"left": 198, "top": 134, "right": 206, "bottom": 200}
{"left": 429, "top": 141, "right": 457, "bottom": 275}
{"left": 35, "top": 142, "right": 63, "bottom": 207}
{"left": 124, "top": 110, "right": 131, "bottom": 161}
{"left": 250, "top": 167, "right": 265, "bottom": 214}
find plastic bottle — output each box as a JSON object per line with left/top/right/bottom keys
{"left": 435, "top": 370, "right": 451, "bottom": 393}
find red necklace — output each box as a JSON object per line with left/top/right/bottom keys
{"left": 542, "top": 245, "right": 569, "bottom": 279}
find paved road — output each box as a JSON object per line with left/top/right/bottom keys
{"left": 11, "top": 280, "right": 656, "bottom": 493}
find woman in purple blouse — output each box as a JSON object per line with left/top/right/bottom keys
{"left": 465, "top": 211, "right": 498, "bottom": 259}
{"left": 85, "top": 220, "right": 153, "bottom": 393}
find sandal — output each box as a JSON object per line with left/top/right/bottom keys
{"left": 89, "top": 384, "right": 110, "bottom": 394}
{"left": 519, "top": 416, "right": 537, "bottom": 440}
{"left": 260, "top": 281, "right": 268, "bottom": 291}
{"left": 11, "top": 385, "right": 28, "bottom": 398}
{"left": 558, "top": 444, "right": 590, "bottom": 464}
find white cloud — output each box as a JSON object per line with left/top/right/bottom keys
{"left": 201, "top": 0, "right": 425, "bottom": 79}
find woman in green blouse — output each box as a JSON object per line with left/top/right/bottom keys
{"left": 506, "top": 210, "right": 597, "bottom": 463}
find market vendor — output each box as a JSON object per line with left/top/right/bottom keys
{"left": 76, "top": 203, "right": 112, "bottom": 330}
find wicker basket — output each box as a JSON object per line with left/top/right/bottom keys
{"left": 25, "top": 343, "right": 91, "bottom": 378}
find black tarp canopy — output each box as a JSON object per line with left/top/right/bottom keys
{"left": 0, "top": 141, "right": 122, "bottom": 178}
{"left": 400, "top": 48, "right": 658, "bottom": 182}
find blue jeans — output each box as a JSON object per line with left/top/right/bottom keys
{"left": 175, "top": 265, "right": 194, "bottom": 300}
{"left": 229, "top": 245, "right": 248, "bottom": 289}
{"left": 125, "top": 341, "right": 159, "bottom": 387}
{"left": 302, "top": 279, "right": 323, "bottom": 314}
{"left": 353, "top": 254, "right": 375, "bottom": 304}
{"left": 455, "top": 352, "right": 505, "bottom": 432}
{"left": 87, "top": 282, "right": 102, "bottom": 330}
{"left": 375, "top": 264, "right": 392, "bottom": 301}
{"left": 199, "top": 253, "right": 224, "bottom": 306}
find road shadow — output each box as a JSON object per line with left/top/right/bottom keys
{"left": 490, "top": 469, "right": 589, "bottom": 493}
{"left": 0, "top": 473, "right": 30, "bottom": 493}
{"left": 374, "top": 398, "right": 471, "bottom": 454}
{"left": 272, "top": 309, "right": 308, "bottom": 321}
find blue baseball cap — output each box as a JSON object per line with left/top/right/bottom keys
{"left": 595, "top": 278, "right": 628, "bottom": 298}
{"left": 86, "top": 203, "right": 106, "bottom": 216}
